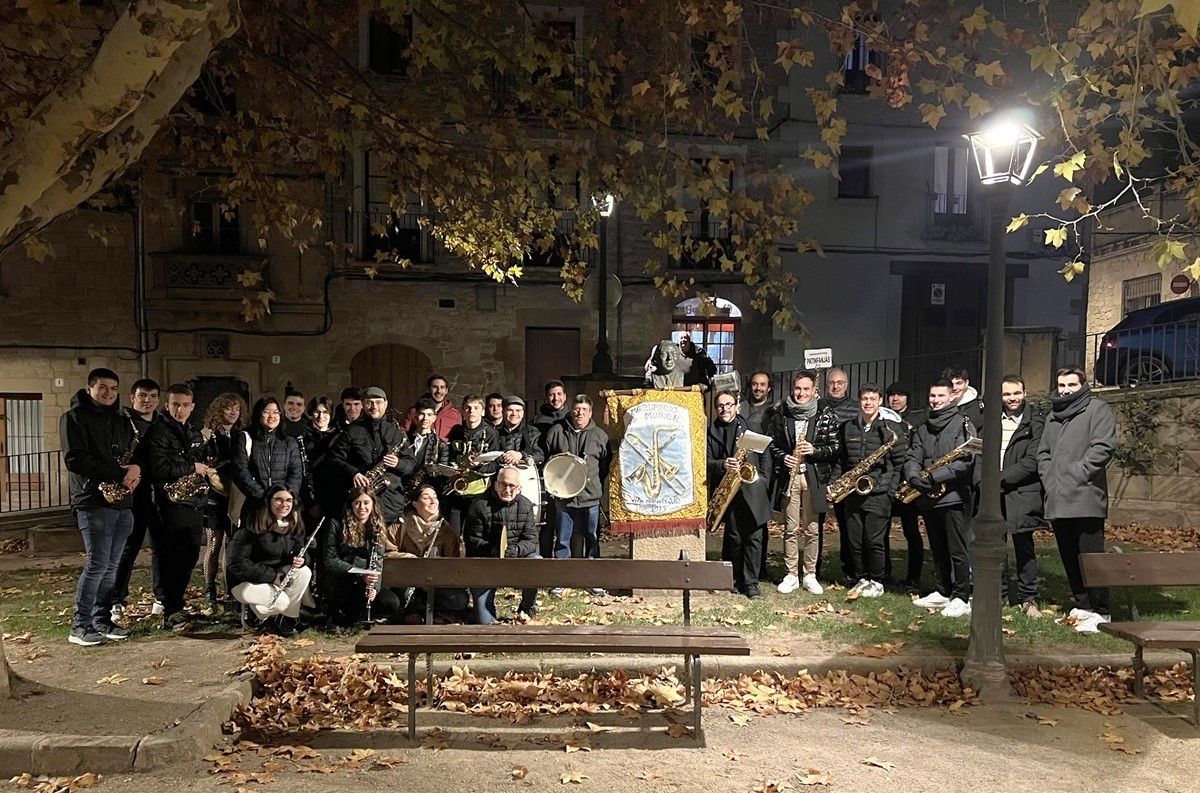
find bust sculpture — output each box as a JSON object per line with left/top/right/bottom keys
{"left": 648, "top": 339, "right": 686, "bottom": 389}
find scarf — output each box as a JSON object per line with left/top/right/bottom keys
{"left": 1051, "top": 385, "right": 1092, "bottom": 421}
{"left": 925, "top": 404, "right": 961, "bottom": 433}
{"left": 404, "top": 512, "right": 442, "bottom": 549}
{"left": 781, "top": 392, "right": 819, "bottom": 421}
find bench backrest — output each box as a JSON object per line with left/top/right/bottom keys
{"left": 379, "top": 557, "right": 735, "bottom": 592}
{"left": 1080, "top": 551, "right": 1200, "bottom": 588}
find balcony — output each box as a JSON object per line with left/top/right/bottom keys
{"left": 152, "top": 251, "right": 269, "bottom": 295}
{"left": 523, "top": 216, "right": 598, "bottom": 270}
{"left": 675, "top": 218, "right": 737, "bottom": 270}
{"left": 348, "top": 209, "right": 436, "bottom": 264}
{"left": 922, "top": 191, "right": 985, "bottom": 243}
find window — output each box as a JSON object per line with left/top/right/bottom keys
{"left": 676, "top": 157, "right": 735, "bottom": 268}
{"left": 531, "top": 16, "right": 577, "bottom": 96}
{"left": 842, "top": 33, "right": 883, "bottom": 94}
{"left": 359, "top": 151, "right": 434, "bottom": 263}
{"left": 838, "top": 147, "right": 872, "bottom": 198}
{"left": 186, "top": 201, "right": 240, "bottom": 254}
{"left": 672, "top": 298, "right": 741, "bottom": 373}
{"left": 368, "top": 13, "right": 412, "bottom": 75}
{"left": 933, "top": 144, "right": 970, "bottom": 219}
{"left": 1123, "top": 274, "right": 1162, "bottom": 316}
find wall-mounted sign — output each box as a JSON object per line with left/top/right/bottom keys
{"left": 931, "top": 283, "right": 946, "bottom": 306}
{"left": 804, "top": 348, "right": 833, "bottom": 369}
{"left": 1171, "top": 274, "right": 1191, "bottom": 295}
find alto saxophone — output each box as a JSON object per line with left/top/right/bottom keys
{"left": 707, "top": 430, "right": 770, "bottom": 531}
{"left": 99, "top": 426, "right": 140, "bottom": 504}
{"left": 895, "top": 430, "right": 984, "bottom": 504}
{"left": 827, "top": 428, "right": 898, "bottom": 504}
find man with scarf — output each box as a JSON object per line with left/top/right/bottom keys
{"left": 1037, "top": 366, "right": 1115, "bottom": 634}
{"left": 906, "top": 379, "right": 977, "bottom": 618}
{"left": 708, "top": 390, "right": 771, "bottom": 598}
{"left": 766, "top": 371, "right": 839, "bottom": 596}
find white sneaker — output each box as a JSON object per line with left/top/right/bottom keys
{"left": 847, "top": 579, "right": 868, "bottom": 595}
{"left": 940, "top": 598, "right": 971, "bottom": 618}
{"left": 860, "top": 580, "right": 884, "bottom": 598}
{"left": 588, "top": 588, "right": 607, "bottom": 597}
{"left": 1075, "top": 613, "right": 1111, "bottom": 634}
{"left": 110, "top": 604, "right": 125, "bottom": 622}
{"left": 913, "top": 591, "right": 950, "bottom": 608}
{"left": 801, "top": 574, "right": 823, "bottom": 595}
{"left": 1067, "top": 607, "right": 1096, "bottom": 622}
{"left": 777, "top": 574, "right": 800, "bottom": 595}
{"left": 150, "top": 601, "right": 164, "bottom": 616}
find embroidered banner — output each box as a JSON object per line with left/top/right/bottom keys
{"left": 605, "top": 388, "right": 707, "bottom": 535}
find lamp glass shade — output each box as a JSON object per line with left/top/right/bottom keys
{"left": 963, "top": 122, "right": 1042, "bottom": 186}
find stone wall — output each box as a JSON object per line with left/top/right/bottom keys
{"left": 1103, "top": 382, "right": 1200, "bottom": 528}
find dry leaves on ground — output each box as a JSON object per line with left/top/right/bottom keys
{"left": 861, "top": 756, "right": 895, "bottom": 771}
{"left": 1011, "top": 663, "right": 1195, "bottom": 716}
{"left": 95, "top": 674, "right": 128, "bottom": 686}
{"left": 8, "top": 773, "right": 100, "bottom": 793}
{"left": 1107, "top": 522, "right": 1200, "bottom": 551}
{"left": 796, "top": 769, "right": 835, "bottom": 786}
{"left": 845, "top": 641, "right": 904, "bottom": 658}
{"left": 0, "top": 537, "right": 29, "bottom": 554}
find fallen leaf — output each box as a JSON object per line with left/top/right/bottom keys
{"left": 636, "top": 770, "right": 665, "bottom": 781}
{"left": 665, "top": 724, "right": 692, "bottom": 737}
{"left": 142, "top": 676, "right": 166, "bottom": 686}
{"left": 796, "top": 768, "right": 835, "bottom": 786}
{"left": 1037, "top": 717, "right": 1058, "bottom": 726}
{"left": 96, "top": 674, "right": 129, "bottom": 685}
{"left": 730, "top": 713, "right": 751, "bottom": 726}
{"left": 512, "top": 765, "right": 529, "bottom": 780}
{"left": 293, "top": 638, "right": 315, "bottom": 648}
{"left": 348, "top": 748, "right": 377, "bottom": 761}
{"left": 148, "top": 656, "right": 170, "bottom": 668}
{"left": 561, "top": 772, "right": 589, "bottom": 784}
{"left": 723, "top": 748, "right": 741, "bottom": 762}
{"left": 769, "top": 647, "right": 792, "bottom": 657}
{"left": 584, "top": 721, "right": 614, "bottom": 733}
{"left": 862, "top": 756, "right": 895, "bottom": 771}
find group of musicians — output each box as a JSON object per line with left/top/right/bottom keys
{"left": 61, "top": 355, "right": 1114, "bottom": 646}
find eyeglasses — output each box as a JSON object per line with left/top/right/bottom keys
{"left": 271, "top": 496, "right": 294, "bottom": 504}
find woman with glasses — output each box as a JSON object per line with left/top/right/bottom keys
{"left": 228, "top": 485, "right": 310, "bottom": 635}
{"left": 232, "top": 397, "right": 302, "bottom": 524}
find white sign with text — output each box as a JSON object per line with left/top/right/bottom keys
{"left": 804, "top": 347, "right": 833, "bottom": 369}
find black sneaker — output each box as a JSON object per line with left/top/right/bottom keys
{"left": 162, "top": 612, "right": 191, "bottom": 632}
{"left": 68, "top": 627, "right": 105, "bottom": 646}
{"left": 274, "top": 616, "right": 298, "bottom": 636}
{"left": 745, "top": 585, "right": 762, "bottom": 600}
{"left": 96, "top": 622, "right": 131, "bottom": 640}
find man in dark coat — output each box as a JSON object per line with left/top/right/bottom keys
{"left": 885, "top": 382, "right": 925, "bottom": 587}
{"left": 708, "top": 391, "right": 771, "bottom": 597}
{"left": 60, "top": 368, "right": 142, "bottom": 646}
{"left": 112, "top": 378, "right": 162, "bottom": 620}
{"left": 532, "top": 380, "right": 569, "bottom": 440}
{"left": 327, "top": 386, "right": 416, "bottom": 524}
{"left": 998, "top": 375, "right": 1046, "bottom": 617}
{"left": 543, "top": 395, "right": 612, "bottom": 571}
{"left": 464, "top": 467, "right": 541, "bottom": 622}
{"left": 818, "top": 367, "right": 858, "bottom": 582}
{"left": 765, "top": 371, "right": 840, "bottom": 595}
{"left": 496, "top": 396, "right": 545, "bottom": 467}
{"left": 144, "top": 383, "right": 211, "bottom": 629}
{"left": 905, "top": 380, "right": 977, "bottom": 619}
{"left": 1037, "top": 366, "right": 1116, "bottom": 634}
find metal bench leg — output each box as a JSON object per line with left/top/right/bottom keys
{"left": 1133, "top": 645, "right": 1146, "bottom": 698}
{"left": 426, "top": 591, "right": 435, "bottom": 707}
{"left": 1191, "top": 650, "right": 1200, "bottom": 729}
{"left": 408, "top": 653, "right": 417, "bottom": 739}
{"left": 683, "top": 655, "right": 692, "bottom": 703}
{"left": 692, "top": 655, "right": 702, "bottom": 741}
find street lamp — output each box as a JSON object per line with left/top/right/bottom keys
{"left": 591, "top": 193, "right": 615, "bottom": 374}
{"left": 960, "top": 115, "right": 1041, "bottom": 700}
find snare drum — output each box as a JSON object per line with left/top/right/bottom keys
{"left": 543, "top": 453, "right": 589, "bottom": 500}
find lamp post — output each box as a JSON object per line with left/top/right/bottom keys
{"left": 960, "top": 117, "right": 1041, "bottom": 699}
{"left": 591, "top": 193, "right": 615, "bottom": 374}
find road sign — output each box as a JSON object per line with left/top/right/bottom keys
{"left": 804, "top": 347, "right": 833, "bottom": 369}
{"left": 930, "top": 283, "right": 946, "bottom": 305}
{"left": 1171, "top": 274, "right": 1191, "bottom": 295}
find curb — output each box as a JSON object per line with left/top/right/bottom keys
{"left": 0, "top": 675, "right": 252, "bottom": 777}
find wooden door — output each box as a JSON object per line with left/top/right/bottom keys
{"left": 525, "top": 327, "right": 581, "bottom": 402}
{"left": 900, "top": 272, "right": 987, "bottom": 391}
{"left": 350, "top": 344, "right": 433, "bottom": 413}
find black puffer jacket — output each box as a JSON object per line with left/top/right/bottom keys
{"left": 227, "top": 525, "right": 305, "bottom": 590}
{"left": 831, "top": 416, "right": 906, "bottom": 516}
{"left": 464, "top": 492, "right": 539, "bottom": 558}
{"left": 532, "top": 404, "right": 567, "bottom": 438}
{"left": 764, "top": 400, "right": 840, "bottom": 513}
{"left": 232, "top": 427, "right": 303, "bottom": 503}
{"left": 144, "top": 412, "right": 209, "bottom": 510}
{"left": 496, "top": 422, "right": 545, "bottom": 466}
{"left": 902, "top": 407, "right": 977, "bottom": 510}
{"left": 60, "top": 389, "right": 138, "bottom": 511}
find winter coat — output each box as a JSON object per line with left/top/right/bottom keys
{"left": 1037, "top": 393, "right": 1115, "bottom": 520}
{"left": 60, "top": 389, "right": 139, "bottom": 511}
{"left": 496, "top": 422, "right": 545, "bottom": 466}
{"left": 542, "top": 420, "right": 612, "bottom": 508}
{"left": 400, "top": 399, "right": 463, "bottom": 441}
{"left": 765, "top": 402, "right": 840, "bottom": 514}
{"left": 144, "top": 413, "right": 210, "bottom": 510}
{"left": 902, "top": 409, "right": 977, "bottom": 510}
{"left": 321, "top": 517, "right": 378, "bottom": 583}
{"left": 327, "top": 416, "right": 416, "bottom": 523}
{"left": 682, "top": 349, "right": 717, "bottom": 387}
{"left": 738, "top": 399, "right": 773, "bottom": 435}
{"left": 831, "top": 416, "right": 906, "bottom": 516}
{"left": 227, "top": 526, "right": 305, "bottom": 590}
{"left": 381, "top": 513, "right": 463, "bottom": 558}
{"left": 447, "top": 422, "right": 500, "bottom": 465}
{"left": 955, "top": 386, "right": 984, "bottom": 429}
{"left": 997, "top": 405, "right": 1046, "bottom": 532}
{"left": 706, "top": 416, "right": 772, "bottom": 526}
{"left": 532, "top": 404, "right": 568, "bottom": 439}
{"left": 818, "top": 394, "right": 858, "bottom": 426}
{"left": 464, "top": 491, "right": 539, "bottom": 558}
{"left": 232, "top": 427, "right": 303, "bottom": 505}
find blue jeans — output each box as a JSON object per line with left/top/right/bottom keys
{"left": 472, "top": 553, "right": 541, "bottom": 624}
{"left": 554, "top": 505, "right": 599, "bottom": 559}
{"left": 74, "top": 507, "right": 134, "bottom": 630}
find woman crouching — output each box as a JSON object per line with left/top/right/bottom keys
{"left": 227, "top": 484, "right": 310, "bottom": 635}
{"left": 323, "top": 487, "right": 399, "bottom": 625}
{"left": 382, "top": 483, "right": 469, "bottom": 619}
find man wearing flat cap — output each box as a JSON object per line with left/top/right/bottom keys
{"left": 327, "top": 385, "right": 417, "bottom": 523}
{"left": 496, "top": 396, "right": 544, "bottom": 467}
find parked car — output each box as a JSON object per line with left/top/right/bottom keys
{"left": 1094, "top": 297, "right": 1200, "bottom": 386}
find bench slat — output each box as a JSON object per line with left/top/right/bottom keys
{"left": 1080, "top": 552, "right": 1200, "bottom": 588}
{"left": 364, "top": 624, "right": 741, "bottom": 638}
{"left": 355, "top": 629, "right": 751, "bottom": 655}
{"left": 379, "top": 557, "right": 735, "bottom": 591}
{"left": 1099, "top": 621, "right": 1200, "bottom": 649}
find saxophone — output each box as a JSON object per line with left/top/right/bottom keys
{"left": 164, "top": 459, "right": 215, "bottom": 503}
{"left": 99, "top": 427, "right": 140, "bottom": 504}
{"left": 827, "top": 428, "right": 898, "bottom": 504}
{"left": 707, "top": 431, "right": 770, "bottom": 531}
{"left": 895, "top": 431, "right": 983, "bottom": 504}
{"left": 362, "top": 419, "right": 409, "bottom": 495}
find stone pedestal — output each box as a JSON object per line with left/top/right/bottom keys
{"left": 628, "top": 530, "right": 706, "bottom": 563}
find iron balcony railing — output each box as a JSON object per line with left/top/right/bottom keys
{"left": 0, "top": 449, "right": 69, "bottom": 515}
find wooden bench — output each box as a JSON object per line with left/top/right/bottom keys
{"left": 354, "top": 555, "right": 751, "bottom": 740}
{"left": 1080, "top": 550, "right": 1200, "bottom": 726}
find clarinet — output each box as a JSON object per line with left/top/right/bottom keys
{"left": 266, "top": 517, "right": 325, "bottom": 609}
{"left": 365, "top": 537, "right": 384, "bottom": 623}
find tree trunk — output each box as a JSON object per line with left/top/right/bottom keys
{"left": 0, "top": 0, "right": 240, "bottom": 252}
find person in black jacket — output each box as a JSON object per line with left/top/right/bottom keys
{"left": 326, "top": 386, "right": 415, "bottom": 525}
{"left": 532, "top": 380, "right": 569, "bottom": 442}
{"left": 496, "top": 397, "right": 545, "bottom": 467}
{"left": 830, "top": 385, "right": 905, "bottom": 597}
{"left": 905, "top": 380, "right": 978, "bottom": 619}
{"left": 111, "top": 377, "right": 162, "bottom": 622}
{"left": 228, "top": 485, "right": 310, "bottom": 635}
{"left": 61, "top": 368, "right": 142, "bottom": 646}
{"left": 144, "top": 383, "right": 212, "bottom": 630}
{"left": 708, "top": 392, "right": 771, "bottom": 598}
{"left": 405, "top": 397, "right": 450, "bottom": 492}
{"left": 306, "top": 395, "right": 344, "bottom": 521}
{"left": 445, "top": 394, "right": 500, "bottom": 531}
{"left": 766, "top": 371, "right": 840, "bottom": 595}
{"left": 199, "top": 392, "right": 247, "bottom": 610}
{"left": 322, "top": 487, "right": 400, "bottom": 625}
{"left": 998, "top": 375, "right": 1046, "bottom": 617}
{"left": 543, "top": 395, "right": 612, "bottom": 572}
{"left": 678, "top": 334, "right": 717, "bottom": 388}
{"left": 232, "top": 397, "right": 303, "bottom": 524}
{"left": 464, "top": 468, "right": 542, "bottom": 623}
{"left": 885, "top": 382, "right": 925, "bottom": 588}
{"left": 818, "top": 368, "right": 858, "bottom": 585}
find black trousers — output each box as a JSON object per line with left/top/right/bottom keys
{"left": 152, "top": 502, "right": 204, "bottom": 616}
{"left": 884, "top": 502, "right": 924, "bottom": 583}
{"left": 112, "top": 493, "right": 163, "bottom": 607}
{"left": 1052, "top": 517, "right": 1109, "bottom": 614}
{"left": 924, "top": 506, "right": 972, "bottom": 601}
{"left": 326, "top": 573, "right": 401, "bottom": 624}
{"left": 844, "top": 506, "right": 888, "bottom": 582}
{"left": 1006, "top": 531, "right": 1040, "bottom": 605}
{"left": 721, "top": 497, "right": 763, "bottom": 592}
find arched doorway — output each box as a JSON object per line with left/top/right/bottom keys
{"left": 350, "top": 344, "right": 433, "bottom": 413}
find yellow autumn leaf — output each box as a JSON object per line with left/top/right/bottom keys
{"left": 1006, "top": 214, "right": 1029, "bottom": 233}
{"left": 1058, "top": 260, "right": 1085, "bottom": 283}
{"left": 1057, "top": 187, "right": 1083, "bottom": 211}
{"left": 962, "top": 5, "right": 988, "bottom": 34}
{"left": 1044, "top": 226, "right": 1069, "bottom": 249}
{"left": 1053, "top": 151, "right": 1087, "bottom": 182}
{"left": 664, "top": 208, "right": 688, "bottom": 229}
{"left": 974, "top": 60, "right": 1004, "bottom": 86}
{"left": 631, "top": 80, "right": 651, "bottom": 97}
{"left": 1139, "top": 0, "right": 1200, "bottom": 37}
{"left": 919, "top": 103, "right": 947, "bottom": 129}
{"left": 625, "top": 139, "right": 644, "bottom": 155}
{"left": 965, "top": 93, "right": 992, "bottom": 119}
